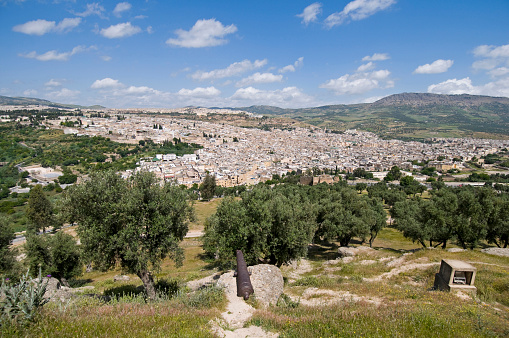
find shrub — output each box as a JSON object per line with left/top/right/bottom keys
{"left": 177, "top": 286, "right": 225, "bottom": 308}
{"left": 0, "top": 270, "right": 49, "bottom": 326}
{"left": 276, "top": 293, "right": 299, "bottom": 308}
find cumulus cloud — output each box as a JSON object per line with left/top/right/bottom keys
{"left": 472, "top": 43, "right": 509, "bottom": 72}
{"left": 279, "top": 57, "right": 304, "bottom": 73}
{"left": 20, "top": 45, "right": 94, "bottom": 61}
{"left": 236, "top": 72, "right": 283, "bottom": 87}
{"left": 100, "top": 22, "right": 141, "bottom": 38}
{"left": 231, "top": 86, "right": 313, "bottom": 107}
{"left": 362, "top": 53, "right": 390, "bottom": 61}
{"left": 428, "top": 78, "right": 478, "bottom": 95}
{"left": 414, "top": 59, "right": 453, "bottom": 74}
{"left": 297, "top": 3, "right": 322, "bottom": 25}
{"left": 13, "top": 18, "right": 81, "bottom": 35}
{"left": 125, "top": 86, "right": 160, "bottom": 95}
{"left": 47, "top": 88, "right": 80, "bottom": 99}
{"left": 177, "top": 86, "right": 221, "bottom": 98}
{"left": 489, "top": 67, "right": 509, "bottom": 77}
{"left": 166, "top": 19, "right": 237, "bottom": 48}
{"left": 473, "top": 44, "right": 509, "bottom": 59}
{"left": 23, "top": 89, "right": 38, "bottom": 97}
{"left": 74, "top": 3, "right": 105, "bottom": 17}
{"left": 357, "top": 62, "right": 375, "bottom": 72}
{"left": 325, "top": 0, "right": 396, "bottom": 28}
{"left": 320, "top": 69, "right": 393, "bottom": 95}
{"left": 191, "top": 59, "right": 267, "bottom": 81}
{"left": 91, "top": 78, "right": 124, "bottom": 89}
{"left": 45, "top": 79, "right": 62, "bottom": 87}
{"left": 113, "top": 2, "right": 131, "bottom": 17}
{"left": 428, "top": 76, "right": 509, "bottom": 97}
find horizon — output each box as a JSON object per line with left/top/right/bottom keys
{"left": 1, "top": 1, "right": 509, "bottom": 109}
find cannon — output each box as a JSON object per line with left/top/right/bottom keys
{"left": 234, "top": 250, "right": 254, "bottom": 300}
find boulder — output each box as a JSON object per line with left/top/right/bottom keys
{"left": 114, "top": 275, "right": 130, "bottom": 282}
{"left": 249, "top": 264, "right": 284, "bottom": 307}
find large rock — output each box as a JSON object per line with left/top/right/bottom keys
{"left": 114, "top": 275, "right": 130, "bottom": 282}
{"left": 249, "top": 264, "right": 284, "bottom": 307}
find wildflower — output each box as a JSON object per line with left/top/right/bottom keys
{"left": 47, "top": 274, "right": 51, "bottom": 277}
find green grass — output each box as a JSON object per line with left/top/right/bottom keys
{"left": 4, "top": 303, "right": 219, "bottom": 337}
{"left": 4, "top": 222, "right": 509, "bottom": 337}
{"left": 249, "top": 298, "right": 509, "bottom": 337}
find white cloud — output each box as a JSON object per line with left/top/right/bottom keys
{"left": 279, "top": 57, "right": 304, "bottom": 73}
{"left": 166, "top": 19, "right": 237, "bottom": 48}
{"left": 75, "top": 3, "right": 105, "bottom": 17}
{"left": 297, "top": 3, "right": 322, "bottom": 25}
{"left": 13, "top": 18, "right": 81, "bottom": 35}
{"left": 472, "top": 43, "right": 509, "bottom": 72}
{"left": 428, "top": 78, "right": 478, "bottom": 95}
{"left": 20, "top": 45, "right": 93, "bottom": 61}
{"left": 45, "top": 79, "right": 62, "bottom": 87}
{"left": 489, "top": 67, "right": 509, "bottom": 77}
{"left": 231, "top": 86, "right": 313, "bottom": 107}
{"left": 125, "top": 86, "right": 160, "bottom": 95}
{"left": 55, "top": 18, "right": 82, "bottom": 33}
{"left": 414, "top": 59, "right": 453, "bottom": 74}
{"left": 472, "top": 59, "right": 499, "bottom": 71}
{"left": 23, "top": 89, "right": 38, "bottom": 96}
{"left": 13, "top": 19, "right": 55, "bottom": 35}
{"left": 428, "top": 76, "right": 509, "bottom": 97}
{"left": 325, "top": 0, "right": 396, "bottom": 28}
{"left": 113, "top": 2, "right": 131, "bottom": 17}
{"left": 191, "top": 59, "right": 267, "bottom": 81}
{"left": 47, "top": 88, "right": 80, "bottom": 99}
{"left": 100, "top": 22, "right": 141, "bottom": 38}
{"left": 147, "top": 26, "right": 153, "bottom": 34}
{"left": 357, "top": 62, "right": 375, "bottom": 72}
{"left": 236, "top": 72, "right": 283, "bottom": 87}
{"left": 473, "top": 44, "right": 509, "bottom": 59}
{"left": 362, "top": 53, "right": 390, "bottom": 61}
{"left": 178, "top": 86, "right": 221, "bottom": 98}
{"left": 101, "top": 55, "right": 112, "bottom": 61}
{"left": 91, "top": 78, "right": 124, "bottom": 89}
{"left": 320, "top": 69, "right": 393, "bottom": 95}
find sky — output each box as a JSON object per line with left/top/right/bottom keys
{"left": 1, "top": 0, "right": 509, "bottom": 109}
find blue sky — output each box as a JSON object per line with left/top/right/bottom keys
{"left": 1, "top": 0, "right": 509, "bottom": 108}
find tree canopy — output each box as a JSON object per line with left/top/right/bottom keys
{"left": 26, "top": 185, "right": 57, "bottom": 234}
{"left": 62, "top": 170, "right": 194, "bottom": 299}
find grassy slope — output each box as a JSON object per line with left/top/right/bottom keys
{"left": 4, "top": 199, "right": 509, "bottom": 337}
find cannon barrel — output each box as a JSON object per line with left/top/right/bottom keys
{"left": 235, "top": 250, "right": 254, "bottom": 300}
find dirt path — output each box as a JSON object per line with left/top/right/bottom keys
{"left": 189, "top": 272, "right": 278, "bottom": 337}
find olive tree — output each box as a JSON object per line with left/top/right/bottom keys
{"left": 26, "top": 185, "right": 57, "bottom": 234}
{"left": 204, "top": 185, "right": 316, "bottom": 268}
{"left": 62, "top": 171, "right": 194, "bottom": 299}
{"left": 0, "top": 216, "right": 17, "bottom": 277}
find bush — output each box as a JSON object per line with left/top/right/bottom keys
{"left": 0, "top": 270, "right": 49, "bottom": 326}
{"left": 276, "top": 293, "right": 299, "bottom": 308}
{"left": 177, "top": 286, "right": 225, "bottom": 308}
{"left": 155, "top": 278, "right": 180, "bottom": 298}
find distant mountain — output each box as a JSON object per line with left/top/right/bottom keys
{"left": 237, "top": 93, "right": 509, "bottom": 140}
{"left": 0, "top": 95, "right": 106, "bottom": 110}
{"left": 371, "top": 92, "right": 509, "bottom": 107}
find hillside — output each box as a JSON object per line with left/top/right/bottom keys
{"left": 238, "top": 93, "right": 509, "bottom": 140}
{"left": 0, "top": 95, "right": 105, "bottom": 110}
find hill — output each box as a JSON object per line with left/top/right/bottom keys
{"left": 0, "top": 95, "right": 106, "bottom": 110}
{"left": 237, "top": 93, "right": 509, "bottom": 140}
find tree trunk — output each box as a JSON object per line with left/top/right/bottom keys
{"left": 441, "top": 241, "right": 447, "bottom": 249}
{"left": 138, "top": 270, "right": 156, "bottom": 300}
